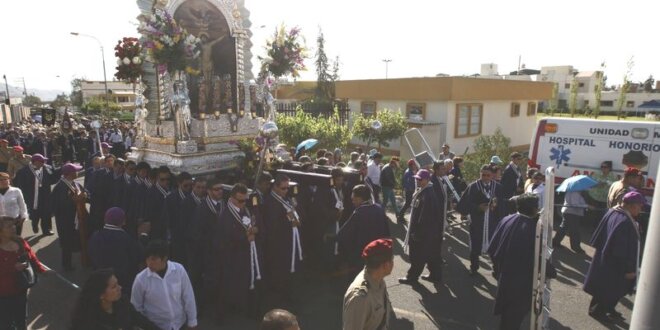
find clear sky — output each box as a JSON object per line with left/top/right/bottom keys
{"left": 1, "top": 0, "right": 657, "bottom": 93}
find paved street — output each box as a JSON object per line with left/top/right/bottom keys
{"left": 24, "top": 211, "right": 633, "bottom": 329}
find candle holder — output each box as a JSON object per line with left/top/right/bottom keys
{"left": 227, "top": 108, "right": 233, "bottom": 114}
{"left": 251, "top": 112, "right": 257, "bottom": 119}
{"left": 239, "top": 110, "right": 245, "bottom": 117}
{"left": 214, "top": 111, "right": 220, "bottom": 119}
{"left": 199, "top": 113, "right": 206, "bottom": 119}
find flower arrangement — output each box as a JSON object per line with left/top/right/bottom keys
{"left": 259, "top": 24, "right": 307, "bottom": 79}
{"left": 114, "top": 37, "right": 143, "bottom": 83}
{"left": 139, "top": 9, "right": 201, "bottom": 75}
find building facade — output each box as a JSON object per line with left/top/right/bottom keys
{"left": 80, "top": 80, "right": 138, "bottom": 111}
{"left": 278, "top": 77, "right": 553, "bottom": 157}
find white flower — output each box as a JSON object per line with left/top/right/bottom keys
{"left": 122, "top": 57, "right": 131, "bottom": 65}
{"left": 132, "top": 57, "right": 141, "bottom": 65}
{"left": 117, "top": 58, "right": 123, "bottom": 66}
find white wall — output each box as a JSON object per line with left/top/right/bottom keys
{"left": 445, "top": 100, "right": 538, "bottom": 155}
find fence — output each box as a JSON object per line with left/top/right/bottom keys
{"left": 276, "top": 101, "right": 351, "bottom": 126}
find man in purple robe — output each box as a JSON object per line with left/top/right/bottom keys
{"left": 583, "top": 191, "right": 644, "bottom": 321}
{"left": 488, "top": 193, "right": 555, "bottom": 330}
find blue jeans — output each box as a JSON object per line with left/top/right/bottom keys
{"left": 381, "top": 187, "right": 399, "bottom": 213}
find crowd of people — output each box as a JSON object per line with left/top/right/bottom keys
{"left": 0, "top": 119, "right": 649, "bottom": 329}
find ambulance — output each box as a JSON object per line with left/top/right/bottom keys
{"left": 528, "top": 117, "right": 660, "bottom": 198}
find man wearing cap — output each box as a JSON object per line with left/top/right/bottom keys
{"left": 380, "top": 156, "right": 400, "bottom": 215}
{"left": 438, "top": 144, "right": 455, "bottom": 161}
{"left": 0, "top": 171, "right": 28, "bottom": 235}
{"left": 457, "top": 165, "right": 505, "bottom": 275}
{"left": 0, "top": 139, "right": 12, "bottom": 172}
{"left": 488, "top": 193, "right": 556, "bottom": 330}
{"left": 29, "top": 132, "right": 53, "bottom": 165}
{"left": 607, "top": 167, "right": 644, "bottom": 208}
{"left": 88, "top": 207, "right": 143, "bottom": 293}
{"left": 501, "top": 152, "right": 525, "bottom": 214}
{"left": 584, "top": 191, "right": 645, "bottom": 321}
{"left": 7, "top": 146, "right": 30, "bottom": 179}
{"left": 366, "top": 153, "right": 383, "bottom": 204}
{"left": 51, "top": 163, "right": 85, "bottom": 271}
{"left": 343, "top": 238, "right": 393, "bottom": 330}
{"left": 396, "top": 159, "right": 418, "bottom": 224}
{"left": 399, "top": 169, "right": 442, "bottom": 284}
{"left": 337, "top": 184, "right": 390, "bottom": 277}
{"left": 13, "top": 153, "right": 56, "bottom": 236}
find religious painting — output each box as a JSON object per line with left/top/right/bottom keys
{"left": 174, "top": 0, "right": 237, "bottom": 114}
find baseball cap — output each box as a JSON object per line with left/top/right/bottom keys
{"left": 31, "top": 153, "right": 48, "bottom": 163}
{"left": 622, "top": 191, "right": 649, "bottom": 206}
{"left": 61, "top": 163, "right": 83, "bottom": 176}
{"left": 414, "top": 169, "right": 432, "bottom": 180}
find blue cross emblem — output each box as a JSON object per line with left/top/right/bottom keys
{"left": 550, "top": 145, "right": 571, "bottom": 168}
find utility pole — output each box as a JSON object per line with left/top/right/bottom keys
{"left": 71, "top": 32, "right": 109, "bottom": 109}
{"left": 2, "top": 74, "right": 9, "bottom": 125}
{"left": 382, "top": 59, "right": 392, "bottom": 79}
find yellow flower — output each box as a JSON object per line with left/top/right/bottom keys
{"left": 154, "top": 41, "right": 164, "bottom": 50}
{"left": 185, "top": 66, "right": 200, "bottom": 75}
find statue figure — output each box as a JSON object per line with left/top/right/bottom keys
{"left": 172, "top": 80, "right": 191, "bottom": 141}
{"left": 198, "top": 33, "right": 227, "bottom": 113}
{"left": 135, "top": 106, "right": 149, "bottom": 138}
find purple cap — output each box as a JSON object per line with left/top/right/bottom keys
{"left": 101, "top": 142, "right": 113, "bottom": 149}
{"left": 414, "top": 169, "right": 432, "bottom": 181}
{"left": 622, "top": 191, "right": 649, "bottom": 206}
{"left": 104, "top": 207, "right": 126, "bottom": 226}
{"left": 61, "top": 163, "right": 83, "bottom": 176}
{"left": 31, "top": 153, "right": 48, "bottom": 163}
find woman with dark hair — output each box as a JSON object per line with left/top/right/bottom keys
{"left": 71, "top": 269, "right": 157, "bottom": 330}
{"left": 0, "top": 216, "right": 45, "bottom": 330}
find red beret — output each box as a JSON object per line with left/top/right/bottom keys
{"left": 361, "top": 238, "right": 393, "bottom": 259}
{"left": 624, "top": 167, "right": 641, "bottom": 177}
{"left": 12, "top": 146, "right": 23, "bottom": 152}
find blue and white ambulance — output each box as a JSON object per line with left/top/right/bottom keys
{"left": 529, "top": 117, "right": 660, "bottom": 199}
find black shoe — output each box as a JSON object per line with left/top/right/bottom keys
{"left": 32, "top": 226, "right": 39, "bottom": 234}
{"left": 43, "top": 230, "right": 55, "bottom": 236}
{"left": 421, "top": 275, "right": 442, "bottom": 283}
{"left": 398, "top": 277, "right": 418, "bottom": 285}
{"left": 607, "top": 310, "right": 624, "bottom": 320}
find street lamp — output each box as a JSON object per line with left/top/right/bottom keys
{"left": 382, "top": 59, "right": 392, "bottom": 79}
{"left": 70, "top": 32, "right": 109, "bottom": 109}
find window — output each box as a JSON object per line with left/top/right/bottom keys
{"left": 510, "top": 102, "right": 520, "bottom": 117}
{"left": 578, "top": 82, "right": 585, "bottom": 88}
{"left": 117, "top": 96, "right": 129, "bottom": 103}
{"left": 600, "top": 100, "right": 614, "bottom": 107}
{"left": 406, "top": 103, "right": 426, "bottom": 120}
{"left": 584, "top": 100, "right": 589, "bottom": 106}
{"left": 626, "top": 101, "right": 635, "bottom": 108}
{"left": 455, "top": 103, "right": 482, "bottom": 138}
{"left": 360, "top": 101, "right": 377, "bottom": 117}
{"left": 527, "top": 102, "right": 537, "bottom": 116}
{"left": 564, "top": 83, "right": 571, "bottom": 89}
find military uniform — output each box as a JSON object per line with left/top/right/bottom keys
{"left": 8, "top": 154, "right": 31, "bottom": 179}
{"left": 343, "top": 268, "right": 391, "bottom": 330}
{"left": 0, "top": 146, "right": 12, "bottom": 172}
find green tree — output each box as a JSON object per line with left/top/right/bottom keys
{"left": 22, "top": 95, "right": 42, "bottom": 107}
{"left": 569, "top": 75, "right": 578, "bottom": 118}
{"left": 314, "top": 28, "right": 332, "bottom": 103}
{"left": 81, "top": 96, "right": 121, "bottom": 115}
{"left": 594, "top": 64, "right": 605, "bottom": 118}
{"left": 462, "top": 128, "right": 512, "bottom": 182}
{"left": 275, "top": 107, "right": 352, "bottom": 152}
{"left": 547, "top": 82, "right": 558, "bottom": 116}
{"left": 352, "top": 109, "right": 407, "bottom": 149}
{"left": 70, "top": 78, "right": 84, "bottom": 108}
{"left": 50, "top": 93, "right": 70, "bottom": 109}
{"left": 643, "top": 75, "right": 654, "bottom": 92}
{"left": 617, "top": 57, "right": 634, "bottom": 120}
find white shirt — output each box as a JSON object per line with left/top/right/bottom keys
{"left": 131, "top": 261, "right": 197, "bottom": 330}
{"left": 110, "top": 132, "right": 123, "bottom": 143}
{"left": 526, "top": 183, "right": 545, "bottom": 210}
{"left": 561, "top": 191, "right": 589, "bottom": 216}
{"left": 124, "top": 136, "right": 133, "bottom": 149}
{"left": 366, "top": 160, "right": 381, "bottom": 187}
{"left": 0, "top": 187, "right": 29, "bottom": 219}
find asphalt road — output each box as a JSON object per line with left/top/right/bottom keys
{"left": 24, "top": 210, "right": 633, "bottom": 330}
